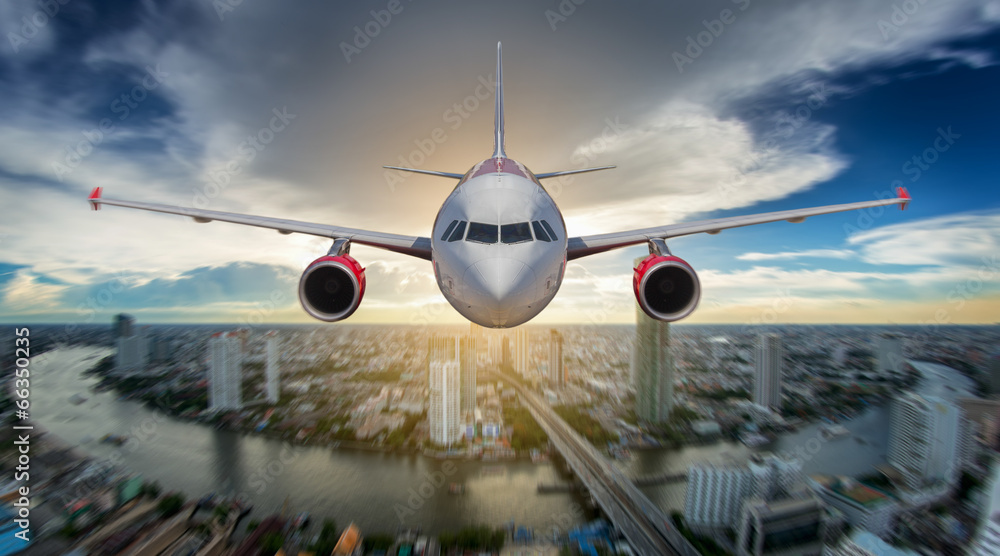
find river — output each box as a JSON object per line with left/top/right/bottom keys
{"left": 30, "top": 347, "right": 968, "bottom": 534}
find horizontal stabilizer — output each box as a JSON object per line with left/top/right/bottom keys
{"left": 535, "top": 166, "right": 616, "bottom": 180}
{"left": 383, "top": 166, "right": 464, "bottom": 180}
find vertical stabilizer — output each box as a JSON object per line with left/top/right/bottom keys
{"left": 493, "top": 42, "right": 506, "bottom": 159}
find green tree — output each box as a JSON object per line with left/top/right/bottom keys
{"left": 260, "top": 531, "right": 285, "bottom": 553}
{"left": 310, "top": 519, "right": 339, "bottom": 555}
{"left": 157, "top": 493, "right": 185, "bottom": 518}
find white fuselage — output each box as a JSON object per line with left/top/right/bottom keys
{"left": 431, "top": 157, "right": 567, "bottom": 328}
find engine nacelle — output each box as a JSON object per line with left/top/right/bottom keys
{"left": 298, "top": 255, "right": 366, "bottom": 322}
{"left": 633, "top": 254, "right": 701, "bottom": 322}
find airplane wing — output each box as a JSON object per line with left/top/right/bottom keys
{"left": 87, "top": 188, "right": 432, "bottom": 260}
{"left": 566, "top": 187, "right": 911, "bottom": 260}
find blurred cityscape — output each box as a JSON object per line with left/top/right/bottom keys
{"left": 2, "top": 318, "right": 999, "bottom": 555}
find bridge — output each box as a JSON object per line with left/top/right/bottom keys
{"left": 498, "top": 372, "right": 700, "bottom": 556}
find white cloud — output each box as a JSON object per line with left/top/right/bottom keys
{"left": 737, "top": 249, "right": 855, "bottom": 261}
{"left": 849, "top": 210, "right": 1000, "bottom": 266}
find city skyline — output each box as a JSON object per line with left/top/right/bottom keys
{"left": 8, "top": 313, "right": 1000, "bottom": 553}
{"left": 0, "top": 1, "right": 998, "bottom": 326}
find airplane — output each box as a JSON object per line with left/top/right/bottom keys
{"left": 88, "top": 43, "right": 911, "bottom": 328}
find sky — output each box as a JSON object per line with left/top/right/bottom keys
{"left": 1, "top": 0, "right": 999, "bottom": 327}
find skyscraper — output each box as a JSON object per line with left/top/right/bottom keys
{"left": 429, "top": 340, "right": 461, "bottom": 446}
{"left": 209, "top": 331, "right": 243, "bottom": 411}
{"left": 265, "top": 331, "right": 280, "bottom": 404}
{"left": 877, "top": 333, "right": 905, "bottom": 376}
{"left": 514, "top": 327, "right": 530, "bottom": 375}
{"left": 114, "top": 313, "right": 135, "bottom": 338}
{"left": 633, "top": 284, "right": 674, "bottom": 422}
{"left": 684, "top": 454, "right": 803, "bottom": 535}
{"left": 888, "top": 392, "right": 966, "bottom": 490}
{"left": 684, "top": 463, "right": 757, "bottom": 534}
{"left": 548, "top": 329, "right": 563, "bottom": 388}
{"left": 428, "top": 335, "right": 456, "bottom": 386}
{"left": 754, "top": 334, "right": 783, "bottom": 411}
{"left": 115, "top": 334, "right": 148, "bottom": 372}
{"left": 989, "top": 352, "right": 1000, "bottom": 396}
{"left": 970, "top": 462, "right": 1000, "bottom": 556}
{"left": 459, "top": 335, "right": 477, "bottom": 414}
{"left": 113, "top": 314, "right": 147, "bottom": 372}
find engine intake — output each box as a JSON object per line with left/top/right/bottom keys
{"left": 299, "top": 255, "right": 366, "bottom": 322}
{"left": 633, "top": 254, "right": 700, "bottom": 321}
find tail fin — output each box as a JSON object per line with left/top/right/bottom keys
{"left": 493, "top": 42, "right": 506, "bottom": 159}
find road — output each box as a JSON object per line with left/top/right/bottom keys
{"left": 498, "top": 372, "right": 700, "bottom": 556}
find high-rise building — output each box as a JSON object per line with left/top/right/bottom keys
{"left": 684, "top": 454, "right": 802, "bottom": 535}
{"left": 429, "top": 340, "right": 461, "bottom": 446}
{"left": 548, "top": 329, "right": 563, "bottom": 388}
{"left": 808, "top": 475, "right": 899, "bottom": 538}
{"left": 514, "top": 328, "right": 530, "bottom": 375}
{"left": 831, "top": 529, "right": 919, "bottom": 556}
{"left": 633, "top": 288, "right": 674, "bottom": 422}
{"left": 877, "top": 333, "right": 905, "bottom": 376}
{"left": 970, "top": 461, "right": 1000, "bottom": 556}
{"left": 459, "top": 335, "right": 477, "bottom": 414}
{"left": 265, "top": 331, "right": 280, "bottom": 404}
{"left": 989, "top": 352, "right": 1000, "bottom": 396}
{"left": 735, "top": 495, "right": 831, "bottom": 556}
{"left": 685, "top": 463, "right": 758, "bottom": 534}
{"left": 114, "top": 313, "right": 135, "bottom": 338}
{"left": 754, "top": 334, "right": 783, "bottom": 411}
{"left": 209, "top": 331, "right": 243, "bottom": 411}
{"left": 113, "top": 314, "right": 147, "bottom": 372}
{"left": 749, "top": 453, "right": 803, "bottom": 500}
{"left": 501, "top": 336, "right": 511, "bottom": 367}
{"left": 888, "top": 392, "right": 965, "bottom": 490}
{"left": 428, "top": 335, "right": 456, "bottom": 386}
{"left": 115, "top": 334, "right": 148, "bottom": 372}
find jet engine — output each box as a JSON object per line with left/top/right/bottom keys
{"left": 632, "top": 253, "right": 700, "bottom": 321}
{"left": 298, "top": 254, "right": 366, "bottom": 322}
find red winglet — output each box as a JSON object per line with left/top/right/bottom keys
{"left": 896, "top": 186, "right": 911, "bottom": 211}
{"left": 88, "top": 187, "right": 103, "bottom": 210}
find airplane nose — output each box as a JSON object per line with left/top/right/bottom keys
{"left": 466, "top": 258, "right": 535, "bottom": 304}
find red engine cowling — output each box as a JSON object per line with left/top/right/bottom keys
{"left": 633, "top": 254, "right": 700, "bottom": 321}
{"left": 298, "top": 255, "right": 366, "bottom": 322}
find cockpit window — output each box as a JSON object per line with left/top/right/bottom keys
{"left": 540, "top": 220, "right": 558, "bottom": 241}
{"left": 441, "top": 220, "right": 458, "bottom": 241}
{"left": 532, "top": 221, "right": 551, "bottom": 242}
{"left": 466, "top": 222, "right": 498, "bottom": 244}
{"left": 501, "top": 222, "right": 533, "bottom": 244}
{"left": 448, "top": 221, "right": 467, "bottom": 242}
